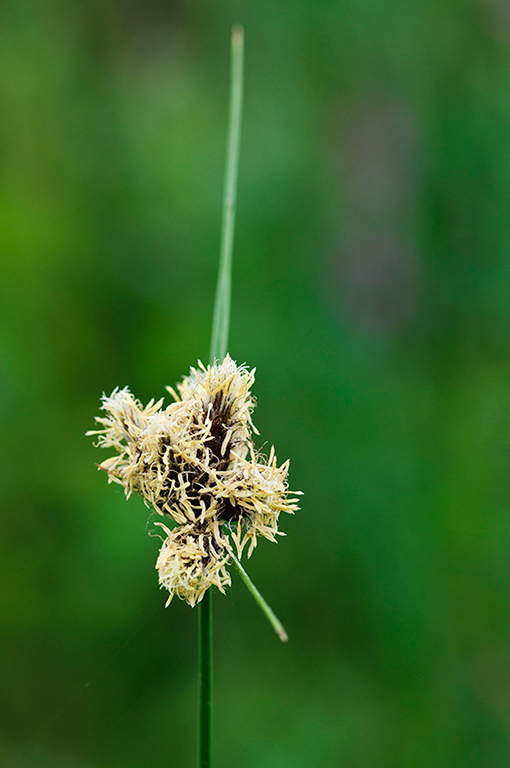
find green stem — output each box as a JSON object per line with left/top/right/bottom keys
{"left": 199, "top": 26, "right": 244, "bottom": 768}
{"left": 230, "top": 551, "right": 288, "bottom": 643}
{"left": 198, "top": 589, "right": 213, "bottom": 768}
{"left": 210, "top": 26, "right": 244, "bottom": 364}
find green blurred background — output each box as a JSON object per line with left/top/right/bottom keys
{"left": 2, "top": 1, "right": 510, "bottom": 766}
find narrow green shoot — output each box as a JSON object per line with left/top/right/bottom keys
{"left": 210, "top": 25, "right": 244, "bottom": 364}
{"left": 230, "top": 552, "right": 289, "bottom": 643}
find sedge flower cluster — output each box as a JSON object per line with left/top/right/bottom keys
{"left": 88, "top": 356, "right": 299, "bottom": 606}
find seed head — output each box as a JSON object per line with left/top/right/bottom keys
{"left": 155, "top": 524, "right": 231, "bottom": 607}
{"left": 87, "top": 356, "right": 300, "bottom": 606}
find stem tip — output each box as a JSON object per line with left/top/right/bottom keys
{"left": 232, "top": 25, "right": 244, "bottom": 44}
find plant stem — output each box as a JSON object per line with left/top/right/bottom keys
{"left": 198, "top": 589, "right": 213, "bottom": 768}
{"left": 199, "top": 26, "right": 244, "bottom": 768}
{"left": 210, "top": 25, "right": 244, "bottom": 364}
{"left": 230, "top": 552, "right": 288, "bottom": 643}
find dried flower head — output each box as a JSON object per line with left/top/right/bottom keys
{"left": 88, "top": 356, "right": 300, "bottom": 606}
{"left": 155, "top": 523, "right": 231, "bottom": 607}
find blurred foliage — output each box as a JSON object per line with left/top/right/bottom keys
{"left": 1, "top": 1, "right": 510, "bottom": 766}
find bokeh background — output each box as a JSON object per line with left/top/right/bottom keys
{"left": 2, "top": 1, "right": 510, "bottom": 766}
